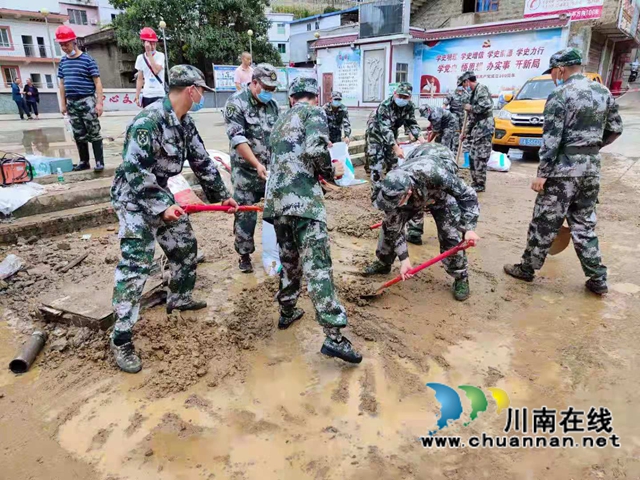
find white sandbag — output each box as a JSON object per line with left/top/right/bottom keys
{"left": 0, "top": 183, "right": 45, "bottom": 215}
{"left": 329, "top": 142, "right": 366, "bottom": 186}
{"left": 488, "top": 151, "right": 511, "bottom": 172}
{"left": 206, "top": 149, "right": 233, "bottom": 194}
{"left": 399, "top": 142, "right": 418, "bottom": 166}
{"left": 262, "top": 220, "right": 281, "bottom": 276}
{"left": 0, "top": 254, "right": 24, "bottom": 280}
{"left": 167, "top": 174, "right": 203, "bottom": 206}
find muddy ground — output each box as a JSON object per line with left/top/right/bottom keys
{"left": 1, "top": 134, "right": 640, "bottom": 478}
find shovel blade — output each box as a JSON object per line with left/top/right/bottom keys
{"left": 549, "top": 225, "right": 571, "bottom": 256}
{"left": 359, "top": 281, "right": 387, "bottom": 298}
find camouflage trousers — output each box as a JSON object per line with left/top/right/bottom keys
{"left": 384, "top": 197, "right": 467, "bottom": 279}
{"left": 232, "top": 167, "right": 266, "bottom": 255}
{"left": 521, "top": 176, "right": 606, "bottom": 281}
{"left": 367, "top": 139, "right": 397, "bottom": 200}
{"left": 112, "top": 205, "right": 198, "bottom": 338}
{"left": 437, "top": 126, "right": 459, "bottom": 154}
{"left": 328, "top": 127, "right": 343, "bottom": 144}
{"left": 468, "top": 117, "right": 494, "bottom": 188}
{"left": 67, "top": 95, "right": 102, "bottom": 143}
{"left": 273, "top": 216, "right": 348, "bottom": 328}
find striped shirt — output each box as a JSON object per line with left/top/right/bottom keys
{"left": 58, "top": 52, "right": 100, "bottom": 98}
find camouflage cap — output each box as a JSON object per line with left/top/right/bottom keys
{"left": 253, "top": 63, "right": 279, "bottom": 88}
{"left": 419, "top": 104, "right": 431, "bottom": 118}
{"left": 331, "top": 91, "right": 343, "bottom": 100}
{"left": 457, "top": 75, "right": 465, "bottom": 86}
{"left": 169, "top": 65, "right": 214, "bottom": 91}
{"left": 395, "top": 82, "right": 413, "bottom": 96}
{"left": 546, "top": 47, "right": 583, "bottom": 72}
{"left": 374, "top": 169, "right": 412, "bottom": 212}
{"left": 288, "top": 76, "right": 319, "bottom": 96}
{"left": 460, "top": 71, "right": 475, "bottom": 82}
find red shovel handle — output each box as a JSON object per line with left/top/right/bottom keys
{"left": 377, "top": 240, "right": 475, "bottom": 293}
{"left": 183, "top": 204, "right": 263, "bottom": 214}
{"left": 370, "top": 221, "right": 382, "bottom": 230}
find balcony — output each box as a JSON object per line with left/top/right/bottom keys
{"left": 0, "top": 42, "right": 62, "bottom": 63}
{"left": 59, "top": 0, "right": 98, "bottom": 6}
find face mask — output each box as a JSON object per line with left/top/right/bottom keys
{"left": 394, "top": 98, "right": 409, "bottom": 108}
{"left": 556, "top": 78, "right": 564, "bottom": 86}
{"left": 257, "top": 90, "right": 273, "bottom": 103}
{"left": 68, "top": 50, "right": 77, "bottom": 57}
{"left": 465, "top": 86, "right": 472, "bottom": 93}
{"left": 190, "top": 88, "right": 205, "bottom": 112}
{"left": 332, "top": 100, "right": 341, "bottom": 107}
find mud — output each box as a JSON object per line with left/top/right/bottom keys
{"left": 1, "top": 138, "right": 640, "bottom": 479}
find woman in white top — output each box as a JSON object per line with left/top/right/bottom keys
{"left": 134, "top": 27, "right": 166, "bottom": 108}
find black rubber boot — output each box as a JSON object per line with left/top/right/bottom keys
{"left": 321, "top": 336, "right": 363, "bottom": 364}
{"left": 166, "top": 299, "right": 208, "bottom": 314}
{"left": 278, "top": 307, "right": 305, "bottom": 330}
{"left": 452, "top": 277, "right": 470, "bottom": 301}
{"left": 110, "top": 338, "right": 142, "bottom": 373}
{"left": 239, "top": 254, "right": 253, "bottom": 273}
{"left": 362, "top": 260, "right": 392, "bottom": 276}
{"left": 473, "top": 186, "right": 486, "bottom": 193}
{"left": 73, "top": 141, "right": 91, "bottom": 171}
{"left": 585, "top": 278, "right": 608, "bottom": 295}
{"left": 503, "top": 263, "right": 535, "bottom": 282}
{"left": 92, "top": 139, "right": 105, "bottom": 172}
{"left": 407, "top": 234, "right": 423, "bottom": 245}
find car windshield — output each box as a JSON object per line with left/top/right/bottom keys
{"left": 516, "top": 79, "right": 556, "bottom": 100}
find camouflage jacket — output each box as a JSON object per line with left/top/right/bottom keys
{"left": 322, "top": 102, "right": 352, "bottom": 141}
{"left": 465, "top": 83, "right": 493, "bottom": 135}
{"left": 366, "top": 96, "right": 423, "bottom": 147}
{"left": 264, "top": 101, "right": 336, "bottom": 224}
{"left": 385, "top": 143, "right": 479, "bottom": 261}
{"left": 444, "top": 89, "right": 470, "bottom": 117}
{"left": 223, "top": 87, "right": 279, "bottom": 172}
{"left": 111, "top": 96, "right": 230, "bottom": 217}
{"left": 425, "top": 107, "right": 455, "bottom": 134}
{"left": 538, "top": 74, "right": 623, "bottom": 178}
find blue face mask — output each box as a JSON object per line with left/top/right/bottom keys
{"left": 190, "top": 89, "right": 205, "bottom": 112}
{"left": 257, "top": 90, "right": 273, "bottom": 103}
{"left": 332, "top": 100, "right": 341, "bottom": 107}
{"left": 394, "top": 98, "right": 409, "bottom": 108}
{"left": 556, "top": 78, "right": 564, "bottom": 86}
{"left": 465, "top": 86, "right": 472, "bottom": 93}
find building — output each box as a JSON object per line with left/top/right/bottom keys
{"left": 267, "top": 12, "right": 295, "bottom": 64}
{"left": 289, "top": 7, "right": 358, "bottom": 66}
{"left": 0, "top": 1, "right": 66, "bottom": 114}
{"left": 96, "top": 0, "right": 122, "bottom": 25}
{"left": 78, "top": 27, "right": 135, "bottom": 88}
{"left": 58, "top": 0, "right": 101, "bottom": 37}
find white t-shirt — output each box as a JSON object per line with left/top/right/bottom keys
{"left": 135, "top": 51, "right": 166, "bottom": 98}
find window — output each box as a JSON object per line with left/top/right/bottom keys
{"left": 37, "top": 37, "right": 47, "bottom": 57}
{"left": 0, "top": 28, "right": 10, "bottom": 48}
{"left": 396, "top": 62, "right": 408, "bottom": 83}
{"left": 69, "top": 9, "right": 88, "bottom": 25}
{"left": 2, "top": 66, "right": 19, "bottom": 87}
{"left": 111, "top": 13, "right": 117, "bottom": 21}
{"left": 45, "top": 74, "right": 53, "bottom": 88}
{"left": 22, "top": 35, "right": 35, "bottom": 57}
{"left": 315, "top": 21, "right": 320, "bottom": 30}
{"left": 54, "top": 42, "right": 62, "bottom": 56}
{"left": 278, "top": 43, "right": 286, "bottom": 54}
{"left": 464, "top": 0, "right": 498, "bottom": 12}
{"left": 307, "top": 23, "right": 311, "bottom": 31}
{"left": 31, "top": 73, "right": 42, "bottom": 88}
{"left": 277, "top": 23, "right": 285, "bottom": 35}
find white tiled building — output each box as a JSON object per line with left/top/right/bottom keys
{"left": 266, "top": 12, "right": 294, "bottom": 64}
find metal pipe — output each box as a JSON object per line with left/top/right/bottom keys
{"left": 9, "top": 331, "right": 47, "bottom": 374}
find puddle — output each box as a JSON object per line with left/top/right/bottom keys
{"left": 0, "top": 127, "right": 78, "bottom": 158}
{"left": 610, "top": 282, "right": 640, "bottom": 295}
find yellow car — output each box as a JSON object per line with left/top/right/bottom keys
{"left": 493, "top": 73, "right": 603, "bottom": 153}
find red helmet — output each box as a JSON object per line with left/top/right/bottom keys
{"left": 55, "top": 25, "right": 77, "bottom": 43}
{"left": 140, "top": 27, "right": 158, "bottom": 42}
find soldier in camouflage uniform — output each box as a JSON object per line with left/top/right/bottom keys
{"left": 365, "top": 82, "right": 425, "bottom": 198}
{"left": 460, "top": 71, "right": 495, "bottom": 192}
{"left": 504, "top": 48, "right": 623, "bottom": 295}
{"left": 323, "top": 91, "right": 352, "bottom": 144}
{"left": 110, "top": 65, "right": 237, "bottom": 373}
{"left": 363, "top": 143, "right": 480, "bottom": 301}
{"left": 406, "top": 105, "right": 460, "bottom": 244}
{"left": 443, "top": 77, "right": 470, "bottom": 134}
{"left": 264, "top": 77, "right": 362, "bottom": 364}
{"left": 223, "top": 64, "right": 279, "bottom": 273}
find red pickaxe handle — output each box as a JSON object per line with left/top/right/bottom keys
{"left": 370, "top": 221, "right": 382, "bottom": 230}
{"left": 183, "top": 204, "right": 263, "bottom": 214}
{"left": 377, "top": 240, "right": 475, "bottom": 293}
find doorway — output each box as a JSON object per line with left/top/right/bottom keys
{"left": 322, "top": 73, "right": 333, "bottom": 106}
{"left": 363, "top": 49, "right": 385, "bottom": 103}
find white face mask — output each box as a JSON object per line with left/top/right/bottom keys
{"left": 68, "top": 49, "right": 77, "bottom": 57}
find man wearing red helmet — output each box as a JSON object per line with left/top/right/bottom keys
{"left": 134, "top": 27, "right": 166, "bottom": 108}
{"left": 55, "top": 25, "right": 105, "bottom": 172}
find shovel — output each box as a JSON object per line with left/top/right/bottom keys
{"left": 183, "top": 204, "right": 263, "bottom": 214}
{"left": 549, "top": 224, "right": 571, "bottom": 256}
{"left": 361, "top": 240, "right": 475, "bottom": 298}
{"left": 370, "top": 221, "right": 382, "bottom": 230}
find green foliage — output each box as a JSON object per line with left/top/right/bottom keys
{"left": 271, "top": 4, "right": 322, "bottom": 19}
{"left": 110, "top": 0, "right": 281, "bottom": 71}
{"left": 323, "top": 6, "right": 339, "bottom": 14}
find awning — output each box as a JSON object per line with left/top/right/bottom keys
{"left": 311, "top": 34, "right": 359, "bottom": 49}
{"left": 0, "top": 8, "right": 68, "bottom": 23}
{"left": 410, "top": 15, "right": 570, "bottom": 42}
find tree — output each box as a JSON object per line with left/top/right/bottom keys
{"left": 110, "top": 0, "right": 281, "bottom": 76}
